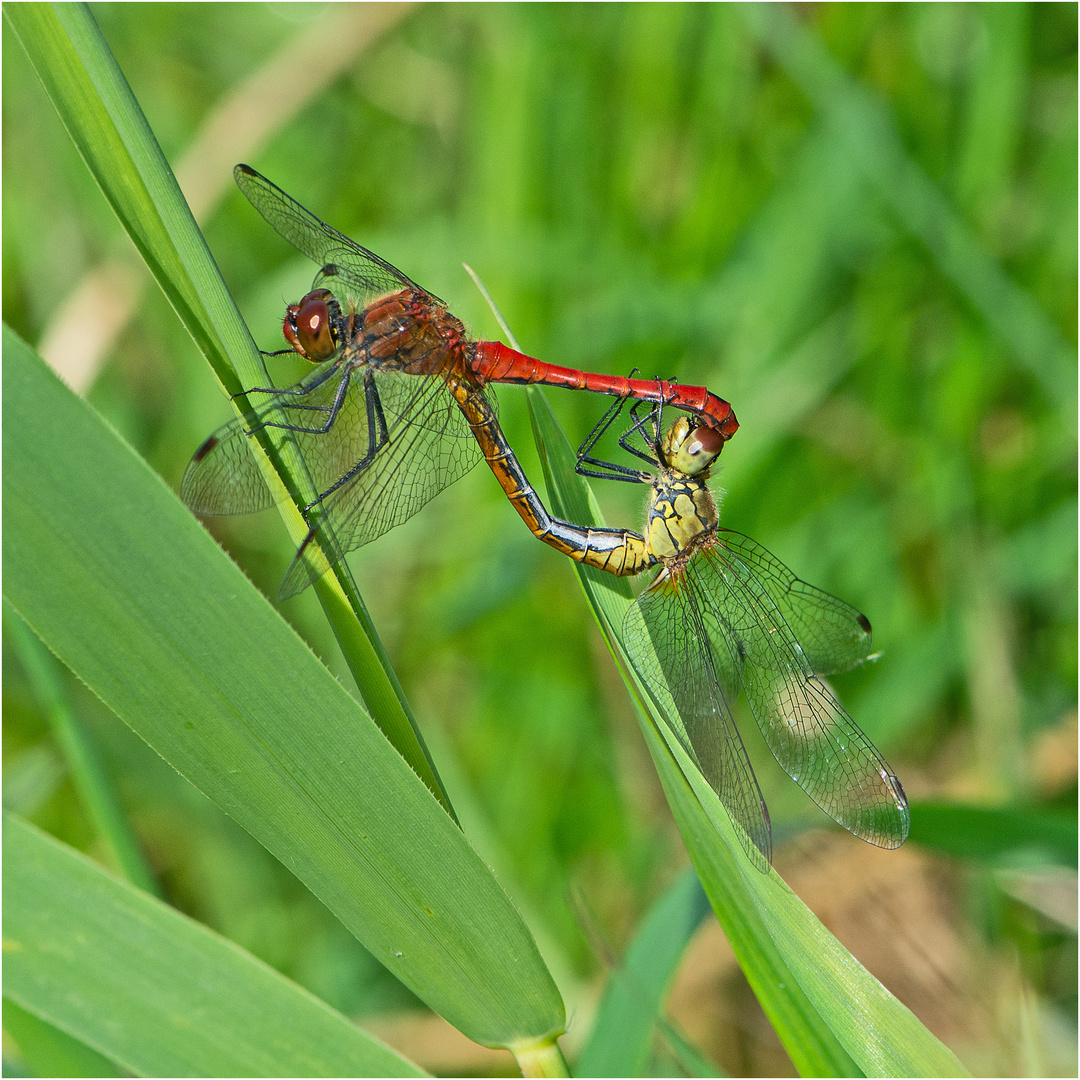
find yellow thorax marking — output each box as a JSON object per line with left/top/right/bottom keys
{"left": 646, "top": 418, "right": 724, "bottom": 561}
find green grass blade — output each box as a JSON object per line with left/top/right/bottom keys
{"left": 528, "top": 387, "right": 968, "bottom": 1078}
{"left": 910, "top": 802, "right": 1078, "bottom": 867}
{"left": 3, "top": 998, "right": 123, "bottom": 1079}
{"left": 3, "top": 599, "right": 160, "bottom": 897}
{"left": 577, "top": 868, "right": 714, "bottom": 1078}
{"left": 3, "top": 0, "right": 455, "bottom": 820}
{"left": 3, "top": 328, "right": 565, "bottom": 1050}
{"left": 3, "top": 812, "right": 426, "bottom": 1077}
{"left": 653, "top": 1022, "right": 726, "bottom": 1079}
{"left": 742, "top": 2, "right": 1076, "bottom": 412}
{"left": 3, "top": 2, "right": 245, "bottom": 392}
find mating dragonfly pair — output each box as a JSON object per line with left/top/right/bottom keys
{"left": 184, "top": 166, "right": 909, "bottom": 869}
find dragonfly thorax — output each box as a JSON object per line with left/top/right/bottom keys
{"left": 359, "top": 290, "right": 468, "bottom": 376}
{"left": 646, "top": 472, "right": 718, "bottom": 562}
{"left": 642, "top": 418, "right": 724, "bottom": 562}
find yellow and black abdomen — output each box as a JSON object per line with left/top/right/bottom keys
{"left": 448, "top": 377, "right": 655, "bottom": 576}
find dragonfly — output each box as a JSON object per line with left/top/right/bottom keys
{"left": 183, "top": 165, "right": 737, "bottom": 597}
{"left": 573, "top": 398, "right": 910, "bottom": 868}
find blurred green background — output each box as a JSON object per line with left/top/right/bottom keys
{"left": 3, "top": 3, "right": 1076, "bottom": 1075}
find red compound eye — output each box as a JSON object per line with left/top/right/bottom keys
{"left": 692, "top": 424, "right": 724, "bottom": 455}
{"left": 283, "top": 290, "right": 337, "bottom": 361}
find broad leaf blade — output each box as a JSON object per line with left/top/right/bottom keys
{"left": 3, "top": 0, "right": 454, "bottom": 821}
{"left": 3, "top": 328, "right": 564, "bottom": 1050}
{"left": 2, "top": 999, "right": 122, "bottom": 1079}
{"left": 4, "top": 812, "right": 425, "bottom": 1078}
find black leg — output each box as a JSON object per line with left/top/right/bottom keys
{"left": 576, "top": 395, "right": 628, "bottom": 461}
{"left": 617, "top": 398, "right": 663, "bottom": 465}
{"left": 281, "top": 380, "right": 346, "bottom": 435}
{"left": 233, "top": 360, "right": 344, "bottom": 405}
{"left": 302, "top": 370, "right": 389, "bottom": 512}
{"left": 368, "top": 370, "right": 389, "bottom": 447}
{"left": 576, "top": 464, "right": 649, "bottom": 483}
{"left": 649, "top": 380, "right": 667, "bottom": 444}
{"left": 574, "top": 396, "right": 652, "bottom": 484}
{"left": 244, "top": 366, "right": 350, "bottom": 438}
{"left": 235, "top": 363, "right": 343, "bottom": 402}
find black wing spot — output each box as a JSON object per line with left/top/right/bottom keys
{"left": 192, "top": 434, "right": 219, "bottom": 463}
{"left": 857, "top": 612, "right": 872, "bottom": 634}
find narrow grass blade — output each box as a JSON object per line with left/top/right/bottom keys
{"left": 910, "top": 802, "right": 1078, "bottom": 867}
{"left": 742, "top": 2, "right": 1076, "bottom": 412}
{"left": 4, "top": 812, "right": 426, "bottom": 1077}
{"left": 3, "top": 329, "right": 565, "bottom": 1049}
{"left": 654, "top": 1022, "right": 726, "bottom": 1079}
{"left": 577, "top": 868, "right": 714, "bottom": 1078}
{"left": 3, "top": 600, "right": 160, "bottom": 897}
{"left": 3, "top": 0, "right": 454, "bottom": 820}
{"left": 528, "top": 387, "right": 968, "bottom": 1077}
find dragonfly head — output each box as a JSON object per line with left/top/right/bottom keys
{"left": 283, "top": 289, "right": 342, "bottom": 362}
{"left": 663, "top": 418, "right": 725, "bottom": 477}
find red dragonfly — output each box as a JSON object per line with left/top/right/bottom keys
{"left": 184, "top": 166, "right": 729, "bottom": 595}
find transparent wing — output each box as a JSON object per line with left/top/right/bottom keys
{"left": 278, "top": 371, "right": 484, "bottom": 598}
{"left": 183, "top": 362, "right": 485, "bottom": 598}
{"left": 624, "top": 570, "right": 772, "bottom": 869}
{"left": 234, "top": 165, "right": 438, "bottom": 309}
{"left": 691, "top": 546, "right": 909, "bottom": 848}
{"left": 718, "top": 530, "right": 874, "bottom": 674}
{"left": 181, "top": 360, "right": 351, "bottom": 516}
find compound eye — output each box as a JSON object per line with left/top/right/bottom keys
{"left": 674, "top": 423, "right": 725, "bottom": 474}
{"left": 297, "top": 293, "right": 338, "bottom": 360}
{"left": 691, "top": 425, "right": 724, "bottom": 456}
{"left": 284, "top": 291, "right": 338, "bottom": 361}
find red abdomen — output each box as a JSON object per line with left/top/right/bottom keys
{"left": 471, "top": 341, "right": 738, "bottom": 438}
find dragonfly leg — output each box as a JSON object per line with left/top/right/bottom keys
{"left": 368, "top": 369, "right": 389, "bottom": 444}
{"left": 253, "top": 415, "right": 335, "bottom": 435}
{"left": 233, "top": 363, "right": 343, "bottom": 403}
{"left": 620, "top": 398, "right": 664, "bottom": 462}
{"left": 233, "top": 386, "right": 280, "bottom": 400}
{"left": 253, "top": 366, "right": 355, "bottom": 437}
{"left": 301, "top": 369, "right": 389, "bottom": 514}
{"left": 227, "top": 350, "right": 296, "bottom": 397}
{"left": 575, "top": 396, "right": 652, "bottom": 484}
